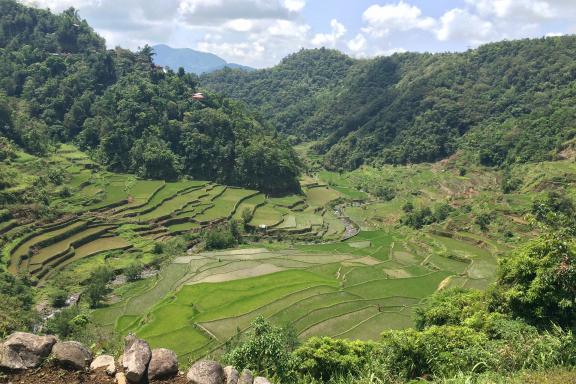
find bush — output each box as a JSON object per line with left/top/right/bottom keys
{"left": 490, "top": 233, "right": 576, "bottom": 329}
{"left": 50, "top": 288, "right": 68, "bottom": 308}
{"left": 125, "top": 263, "right": 144, "bottom": 282}
{"left": 292, "top": 337, "right": 378, "bottom": 381}
{"left": 205, "top": 226, "right": 237, "bottom": 250}
{"left": 224, "top": 316, "right": 295, "bottom": 380}
{"left": 380, "top": 326, "right": 494, "bottom": 379}
{"left": 415, "top": 288, "right": 487, "bottom": 330}
{"left": 45, "top": 306, "right": 89, "bottom": 338}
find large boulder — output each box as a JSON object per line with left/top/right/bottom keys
{"left": 238, "top": 369, "right": 254, "bottom": 384}
{"left": 148, "top": 348, "right": 178, "bottom": 380}
{"left": 223, "top": 365, "right": 239, "bottom": 384}
{"left": 90, "top": 354, "right": 116, "bottom": 375}
{"left": 0, "top": 332, "right": 57, "bottom": 370}
{"left": 253, "top": 377, "right": 271, "bottom": 384}
{"left": 186, "top": 360, "right": 224, "bottom": 384}
{"left": 52, "top": 341, "right": 93, "bottom": 370}
{"left": 122, "top": 335, "right": 151, "bottom": 383}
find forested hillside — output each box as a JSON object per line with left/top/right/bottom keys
{"left": 202, "top": 37, "right": 576, "bottom": 170}
{"left": 0, "top": 0, "right": 300, "bottom": 193}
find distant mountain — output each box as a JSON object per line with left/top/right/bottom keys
{"left": 152, "top": 44, "right": 254, "bottom": 74}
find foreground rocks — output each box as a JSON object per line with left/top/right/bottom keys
{"left": 0, "top": 332, "right": 273, "bottom": 383}
{"left": 52, "top": 341, "right": 93, "bottom": 370}
{"left": 148, "top": 348, "right": 179, "bottom": 380}
{"left": 90, "top": 354, "right": 116, "bottom": 376}
{"left": 187, "top": 360, "right": 224, "bottom": 384}
{"left": 0, "top": 332, "right": 57, "bottom": 370}
{"left": 122, "top": 335, "right": 151, "bottom": 383}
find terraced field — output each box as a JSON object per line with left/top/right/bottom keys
{"left": 92, "top": 229, "right": 497, "bottom": 362}
{"left": 2, "top": 146, "right": 339, "bottom": 284}
{"left": 5, "top": 143, "right": 553, "bottom": 364}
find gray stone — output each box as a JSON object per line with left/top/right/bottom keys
{"left": 0, "top": 332, "right": 57, "bottom": 370}
{"left": 186, "top": 360, "right": 224, "bottom": 384}
{"left": 223, "top": 365, "right": 239, "bottom": 384}
{"left": 52, "top": 341, "right": 93, "bottom": 370}
{"left": 90, "top": 354, "right": 116, "bottom": 375}
{"left": 148, "top": 348, "right": 178, "bottom": 380}
{"left": 238, "top": 369, "right": 254, "bottom": 384}
{"left": 122, "top": 335, "right": 151, "bottom": 383}
{"left": 253, "top": 377, "right": 272, "bottom": 384}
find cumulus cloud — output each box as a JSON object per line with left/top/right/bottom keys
{"left": 347, "top": 33, "right": 368, "bottom": 56}
{"left": 282, "top": 0, "right": 305, "bottom": 12}
{"left": 19, "top": 0, "right": 314, "bottom": 67}
{"left": 362, "top": 1, "right": 436, "bottom": 37}
{"left": 436, "top": 9, "right": 494, "bottom": 43}
{"left": 311, "top": 19, "right": 347, "bottom": 47}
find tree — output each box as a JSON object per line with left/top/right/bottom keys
{"left": 125, "top": 263, "right": 144, "bottom": 282}
{"left": 490, "top": 234, "right": 576, "bottom": 328}
{"left": 86, "top": 279, "right": 109, "bottom": 308}
{"left": 224, "top": 316, "right": 294, "bottom": 379}
{"left": 85, "top": 266, "right": 113, "bottom": 308}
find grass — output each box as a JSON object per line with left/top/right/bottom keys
{"left": 195, "top": 188, "right": 257, "bottom": 222}
{"left": 305, "top": 185, "right": 341, "bottom": 206}
{"left": 250, "top": 203, "right": 284, "bottom": 227}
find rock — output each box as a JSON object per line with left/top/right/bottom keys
{"left": 254, "top": 377, "right": 272, "bottom": 384}
{"left": 148, "top": 348, "right": 178, "bottom": 380}
{"left": 0, "top": 332, "right": 57, "bottom": 370}
{"left": 52, "top": 341, "right": 93, "bottom": 370}
{"left": 186, "top": 360, "right": 224, "bottom": 384}
{"left": 122, "top": 335, "right": 151, "bottom": 383}
{"left": 116, "top": 372, "right": 128, "bottom": 384}
{"left": 238, "top": 369, "right": 254, "bottom": 384}
{"left": 90, "top": 354, "right": 116, "bottom": 375}
{"left": 223, "top": 365, "right": 239, "bottom": 384}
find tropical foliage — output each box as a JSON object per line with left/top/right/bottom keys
{"left": 0, "top": 0, "right": 300, "bottom": 193}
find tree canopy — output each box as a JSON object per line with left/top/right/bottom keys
{"left": 0, "top": 0, "right": 300, "bottom": 193}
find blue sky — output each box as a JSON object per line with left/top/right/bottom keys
{"left": 22, "top": 0, "right": 576, "bottom": 67}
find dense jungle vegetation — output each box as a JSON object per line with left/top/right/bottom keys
{"left": 202, "top": 37, "right": 576, "bottom": 171}
{"left": 0, "top": 0, "right": 300, "bottom": 194}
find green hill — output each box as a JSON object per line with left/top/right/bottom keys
{"left": 0, "top": 0, "right": 299, "bottom": 194}
{"left": 202, "top": 37, "right": 576, "bottom": 170}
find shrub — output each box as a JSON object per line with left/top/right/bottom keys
{"left": 380, "top": 326, "right": 494, "bottom": 379}
{"left": 125, "top": 262, "right": 144, "bottom": 282}
{"left": 415, "top": 288, "right": 487, "bottom": 330}
{"left": 489, "top": 233, "right": 576, "bottom": 329}
{"left": 224, "top": 316, "right": 295, "bottom": 380}
{"left": 50, "top": 288, "right": 68, "bottom": 308}
{"left": 292, "top": 337, "right": 379, "bottom": 381}
{"left": 205, "top": 226, "right": 237, "bottom": 250}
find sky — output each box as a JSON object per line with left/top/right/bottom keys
{"left": 20, "top": 0, "right": 576, "bottom": 68}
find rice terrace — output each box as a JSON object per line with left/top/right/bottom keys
{"left": 4, "top": 143, "right": 543, "bottom": 362}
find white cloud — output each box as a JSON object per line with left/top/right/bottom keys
{"left": 347, "top": 33, "right": 368, "bottom": 55}
{"left": 466, "top": 0, "right": 554, "bottom": 20}
{"left": 311, "top": 19, "right": 347, "bottom": 47}
{"left": 282, "top": 0, "right": 305, "bottom": 12}
{"left": 362, "top": 1, "right": 436, "bottom": 37}
{"left": 436, "top": 9, "right": 494, "bottom": 44}
{"left": 225, "top": 18, "right": 254, "bottom": 32}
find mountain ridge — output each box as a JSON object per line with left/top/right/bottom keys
{"left": 152, "top": 44, "right": 254, "bottom": 74}
{"left": 201, "top": 36, "right": 576, "bottom": 170}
